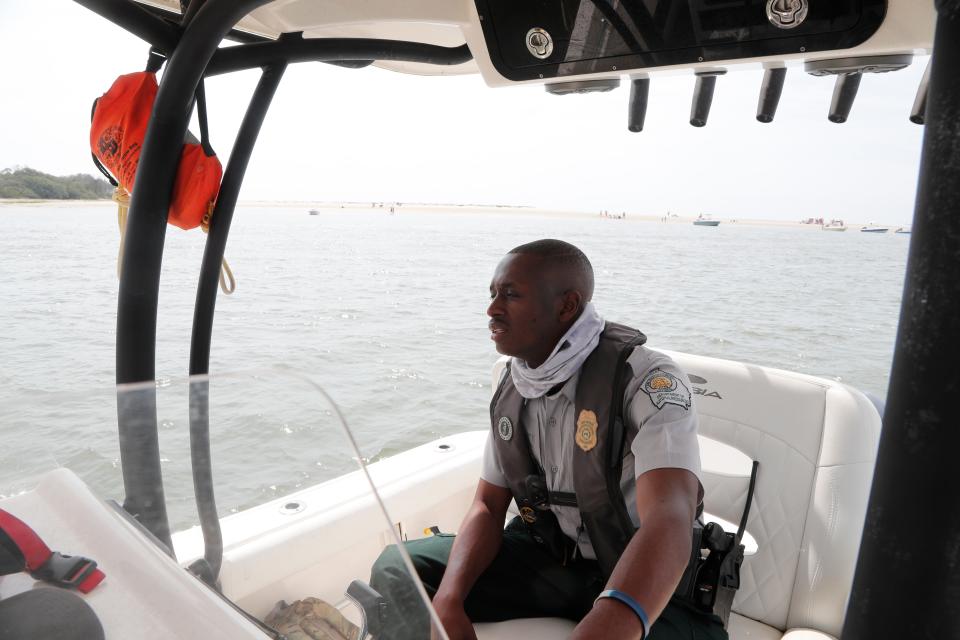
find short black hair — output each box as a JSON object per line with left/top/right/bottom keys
{"left": 508, "top": 239, "right": 594, "bottom": 302}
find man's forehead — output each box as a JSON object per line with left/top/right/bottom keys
{"left": 492, "top": 253, "right": 546, "bottom": 283}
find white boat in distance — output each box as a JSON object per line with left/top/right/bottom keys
{"left": 823, "top": 219, "right": 847, "bottom": 231}
{"left": 694, "top": 214, "right": 721, "bottom": 227}
{"left": 860, "top": 225, "right": 891, "bottom": 233}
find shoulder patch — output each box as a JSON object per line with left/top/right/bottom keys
{"left": 640, "top": 368, "right": 691, "bottom": 410}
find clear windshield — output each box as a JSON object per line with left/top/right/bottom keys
{"left": 4, "top": 368, "right": 459, "bottom": 640}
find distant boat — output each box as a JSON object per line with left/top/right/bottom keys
{"left": 693, "top": 215, "right": 720, "bottom": 227}
{"left": 861, "top": 225, "right": 890, "bottom": 233}
{"left": 309, "top": 209, "right": 319, "bottom": 215}
{"left": 823, "top": 219, "right": 847, "bottom": 231}
{"left": 895, "top": 227, "right": 912, "bottom": 235}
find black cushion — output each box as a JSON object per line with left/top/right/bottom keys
{"left": 0, "top": 587, "right": 104, "bottom": 640}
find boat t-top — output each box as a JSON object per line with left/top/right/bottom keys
{"left": 2, "top": 2, "right": 957, "bottom": 640}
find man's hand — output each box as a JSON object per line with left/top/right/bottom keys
{"left": 431, "top": 593, "right": 478, "bottom": 640}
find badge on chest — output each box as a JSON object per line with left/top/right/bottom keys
{"left": 576, "top": 409, "right": 598, "bottom": 452}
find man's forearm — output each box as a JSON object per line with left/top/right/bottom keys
{"left": 606, "top": 509, "right": 693, "bottom": 620}
{"left": 434, "top": 502, "right": 505, "bottom": 603}
{"left": 571, "top": 468, "right": 701, "bottom": 639}
{"left": 572, "top": 505, "right": 694, "bottom": 639}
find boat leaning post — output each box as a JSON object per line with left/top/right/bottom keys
{"left": 188, "top": 62, "right": 288, "bottom": 585}
{"left": 83, "top": 0, "right": 276, "bottom": 551}
{"left": 843, "top": 2, "right": 960, "bottom": 637}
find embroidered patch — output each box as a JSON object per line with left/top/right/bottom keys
{"left": 575, "top": 409, "right": 598, "bottom": 452}
{"left": 640, "top": 369, "right": 691, "bottom": 410}
{"left": 520, "top": 506, "right": 537, "bottom": 524}
{"left": 497, "top": 416, "right": 513, "bottom": 441}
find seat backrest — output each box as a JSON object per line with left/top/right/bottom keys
{"left": 667, "top": 351, "right": 880, "bottom": 636}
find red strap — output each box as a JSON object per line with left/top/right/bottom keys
{"left": 0, "top": 508, "right": 105, "bottom": 593}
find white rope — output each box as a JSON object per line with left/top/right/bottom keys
{"left": 114, "top": 188, "right": 235, "bottom": 295}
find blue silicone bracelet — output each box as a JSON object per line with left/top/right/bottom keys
{"left": 594, "top": 589, "right": 649, "bottom": 639}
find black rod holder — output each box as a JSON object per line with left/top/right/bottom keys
{"left": 115, "top": 0, "right": 273, "bottom": 550}
{"left": 628, "top": 75, "right": 650, "bottom": 132}
{"left": 828, "top": 72, "right": 862, "bottom": 123}
{"left": 188, "top": 63, "right": 287, "bottom": 584}
{"left": 690, "top": 70, "right": 725, "bottom": 127}
{"left": 911, "top": 59, "right": 931, "bottom": 125}
{"left": 843, "top": 5, "right": 960, "bottom": 639}
{"left": 756, "top": 67, "right": 787, "bottom": 123}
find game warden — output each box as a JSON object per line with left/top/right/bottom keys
{"left": 371, "top": 239, "right": 726, "bottom": 640}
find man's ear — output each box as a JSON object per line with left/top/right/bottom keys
{"left": 557, "top": 290, "right": 583, "bottom": 323}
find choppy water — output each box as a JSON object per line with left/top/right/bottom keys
{"left": 0, "top": 205, "right": 909, "bottom": 529}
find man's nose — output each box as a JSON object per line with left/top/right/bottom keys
{"left": 487, "top": 294, "right": 502, "bottom": 317}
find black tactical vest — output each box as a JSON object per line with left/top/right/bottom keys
{"left": 489, "top": 322, "right": 647, "bottom": 578}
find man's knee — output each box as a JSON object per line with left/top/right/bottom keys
{"left": 370, "top": 544, "right": 409, "bottom": 593}
{"left": 370, "top": 536, "right": 453, "bottom": 596}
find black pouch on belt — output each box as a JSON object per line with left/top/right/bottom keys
{"left": 509, "top": 474, "right": 578, "bottom": 565}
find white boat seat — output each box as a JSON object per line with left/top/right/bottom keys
{"left": 473, "top": 613, "right": 837, "bottom": 640}
{"left": 487, "top": 352, "right": 881, "bottom": 640}
{"left": 475, "top": 617, "right": 576, "bottom": 639}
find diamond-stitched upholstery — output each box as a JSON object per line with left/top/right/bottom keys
{"left": 480, "top": 352, "right": 880, "bottom": 639}
{"left": 669, "top": 351, "right": 881, "bottom": 637}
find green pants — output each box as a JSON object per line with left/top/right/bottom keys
{"left": 369, "top": 520, "right": 728, "bottom": 640}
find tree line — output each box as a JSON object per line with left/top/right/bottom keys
{"left": 0, "top": 167, "right": 113, "bottom": 200}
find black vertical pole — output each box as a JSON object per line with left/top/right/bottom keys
{"left": 188, "top": 63, "right": 287, "bottom": 582}
{"left": 843, "top": 3, "right": 960, "bottom": 639}
{"left": 116, "top": 0, "right": 271, "bottom": 548}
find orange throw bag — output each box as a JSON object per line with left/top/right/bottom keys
{"left": 91, "top": 72, "right": 222, "bottom": 230}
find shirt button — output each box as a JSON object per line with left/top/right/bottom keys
{"left": 551, "top": 465, "right": 559, "bottom": 473}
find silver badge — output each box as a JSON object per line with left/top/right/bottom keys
{"left": 497, "top": 417, "right": 514, "bottom": 441}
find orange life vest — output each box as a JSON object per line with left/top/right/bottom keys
{"left": 90, "top": 71, "right": 222, "bottom": 231}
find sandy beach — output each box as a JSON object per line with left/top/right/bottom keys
{"left": 0, "top": 198, "right": 902, "bottom": 230}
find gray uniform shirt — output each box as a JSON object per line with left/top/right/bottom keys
{"left": 481, "top": 346, "right": 702, "bottom": 560}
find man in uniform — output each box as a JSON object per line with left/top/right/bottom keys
{"left": 371, "top": 239, "right": 726, "bottom": 640}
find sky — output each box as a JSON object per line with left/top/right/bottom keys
{"left": 0, "top": 1, "right": 931, "bottom": 224}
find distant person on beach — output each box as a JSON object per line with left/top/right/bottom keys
{"left": 370, "top": 240, "right": 724, "bottom": 640}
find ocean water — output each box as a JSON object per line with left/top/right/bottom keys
{"left": 0, "top": 205, "right": 910, "bottom": 529}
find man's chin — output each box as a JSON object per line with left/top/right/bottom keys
{"left": 492, "top": 340, "right": 514, "bottom": 358}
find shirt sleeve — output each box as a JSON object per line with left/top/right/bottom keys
{"left": 480, "top": 432, "right": 509, "bottom": 488}
{"left": 625, "top": 348, "right": 703, "bottom": 487}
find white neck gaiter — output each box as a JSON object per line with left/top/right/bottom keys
{"left": 510, "top": 303, "right": 605, "bottom": 399}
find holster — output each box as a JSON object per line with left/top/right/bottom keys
{"left": 673, "top": 521, "right": 744, "bottom": 627}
